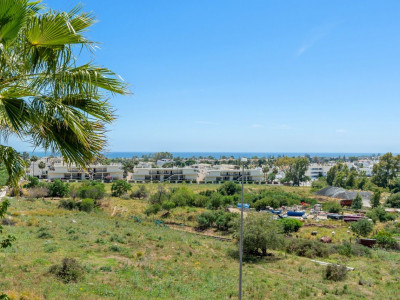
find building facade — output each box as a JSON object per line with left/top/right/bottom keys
{"left": 131, "top": 168, "right": 198, "bottom": 182}
{"left": 48, "top": 163, "right": 123, "bottom": 181}
{"left": 203, "top": 169, "right": 264, "bottom": 183}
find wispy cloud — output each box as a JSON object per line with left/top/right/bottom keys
{"left": 336, "top": 129, "right": 347, "bottom": 133}
{"left": 251, "top": 124, "right": 264, "bottom": 128}
{"left": 195, "top": 121, "right": 219, "bottom": 125}
{"left": 296, "top": 21, "right": 341, "bottom": 56}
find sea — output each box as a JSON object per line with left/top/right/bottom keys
{"left": 28, "top": 151, "right": 380, "bottom": 159}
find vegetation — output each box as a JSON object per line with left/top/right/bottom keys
{"left": 111, "top": 180, "right": 131, "bottom": 197}
{"left": 279, "top": 218, "right": 303, "bottom": 234}
{"left": 386, "top": 193, "right": 400, "bottom": 208}
{"left": 351, "top": 193, "right": 363, "bottom": 209}
{"left": 350, "top": 219, "right": 373, "bottom": 237}
{"left": 323, "top": 201, "right": 342, "bottom": 213}
{"left": 325, "top": 264, "right": 348, "bottom": 282}
{"left": 0, "top": 0, "right": 128, "bottom": 189}
{"left": 48, "top": 180, "right": 69, "bottom": 198}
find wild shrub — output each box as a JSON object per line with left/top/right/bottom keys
{"left": 77, "top": 181, "right": 105, "bottom": 200}
{"left": 373, "top": 230, "right": 398, "bottom": 249}
{"left": 286, "top": 239, "right": 329, "bottom": 258}
{"left": 279, "top": 218, "right": 303, "bottom": 234}
{"left": 149, "top": 185, "right": 168, "bottom": 204}
{"left": 208, "top": 193, "right": 223, "bottom": 209}
{"left": 386, "top": 193, "right": 400, "bottom": 208}
{"left": 323, "top": 201, "right": 342, "bottom": 213}
{"left": 366, "top": 207, "right": 395, "bottom": 223}
{"left": 145, "top": 204, "right": 161, "bottom": 216}
{"left": 350, "top": 219, "right": 373, "bottom": 237}
{"left": 111, "top": 180, "right": 131, "bottom": 197}
{"left": 162, "top": 201, "right": 175, "bottom": 211}
{"left": 23, "top": 176, "right": 40, "bottom": 188}
{"left": 26, "top": 186, "right": 49, "bottom": 198}
{"left": 334, "top": 241, "right": 371, "bottom": 257}
{"left": 233, "top": 213, "right": 284, "bottom": 256}
{"left": 193, "top": 195, "right": 209, "bottom": 207}
{"left": 79, "top": 198, "right": 94, "bottom": 213}
{"left": 215, "top": 212, "right": 237, "bottom": 231}
{"left": 325, "top": 264, "right": 348, "bottom": 281}
{"left": 351, "top": 193, "right": 363, "bottom": 209}
{"left": 49, "top": 258, "right": 84, "bottom": 283}
{"left": 59, "top": 199, "right": 78, "bottom": 210}
{"left": 196, "top": 211, "right": 216, "bottom": 229}
{"left": 130, "top": 185, "right": 148, "bottom": 199}
{"left": 48, "top": 180, "right": 69, "bottom": 197}
{"left": 218, "top": 182, "right": 240, "bottom": 196}
{"left": 169, "top": 186, "right": 196, "bottom": 207}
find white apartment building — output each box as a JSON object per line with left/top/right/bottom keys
{"left": 131, "top": 168, "right": 198, "bottom": 182}
{"left": 203, "top": 169, "right": 264, "bottom": 183}
{"left": 305, "top": 164, "right": 332, "bottom": 180}
{"left": 48, "top": 163, "right": 123, "bottom": 181}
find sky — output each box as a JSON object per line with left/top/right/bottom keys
{"left": 8, "top": 0, "right": 400, "bottom": 153}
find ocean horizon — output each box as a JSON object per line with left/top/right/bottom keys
{"left": 26, "top": 151, "right": 382, "bottom": 159}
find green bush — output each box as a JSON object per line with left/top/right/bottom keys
{"left": 197, "top": 211, "right": 216, "bottom": 229}
{"left": 285, "top": 239, "right": 329, "bottom": 258}
{"left": 366, "top": 207, "right": 395, "bottom": 223}
{"left": 325, "top": 264, "right": 348, "bottom": 281}
{"left": 49, "top": 258, "right": 84, "bottom": 283}
{"left": 334, "top": 241, "right": 371, "bottom": 257}
{"left": 234, "top": 214, "right": 284, "bottom": 256}
{"left": 169, "top": 186, "right": 195, "bottom": 207}
{"left": 193, "top": 195, "right": 209, "bottom": 207}
{"left": 208, "top": 193, "right": 223, "bottom": 209}
{"left": 161, "top": 201, "right": 175, "bottom": 211}
{"left": 78, "top": 181, "right": 105, "bottom": 200}
{"left": 24, "top": 176, "right": 39, "bottom": 188}
{"left": 373, "top": 230, "right": 398, "bottom": 249}
{"left": 130, "top": 185, "right": 148, "bottom": 199}
{"left": 351, "top": 193, "right": 363, "bottom": 209}
{"left": 58, "top": 199, "right": 78, "bottom": 210}
{"left": 350, "top": 219, "right": 373, "bottom": 237}
{"left": 48, "top": 180, "right": 69, "bottom": 197}
{"left": 111, "top": 180, "right": 131, "bottom": 197}
{"left": 215, "top": 211, "right": 237, "bottom": 231}
{"left": 79, "top": 198, "right": 94, "bottom": 213}
{"left": 144, "top": 204, "right": 161, "bottom": 216}
{"left": 323, "top": 201, "right": 342, "bottom": 213}
{"left": 386, "top": 193, "right": 400, "bottom": 208}
{"left": 218, "top": 181, "right": 240, "bottom": 196}
{"left": 279, "top": 218, "right": 303, "bottom": 234}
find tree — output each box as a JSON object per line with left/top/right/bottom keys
{"left": 371, "top": 153, "right": 400, "bottom": 188}
{"left": 217, "top": 181, "right": 240, "bottom": 196}
{"left": 30, "top": 155, "right": 38, "bottom": 176}
{"left": 371, "top": 190, "right": 381, "bottom": 208}
{"left": 386, "top": 193, "right": 400, "bottom": 208}
{"left": 111, "top": 180, "right": 131, "bottom": 197}
{"left": 48, "top": 180, "right": 69, "bottom": 197}
{"left": 323, "top": 201, "right": 342, "bottom": 213}
{"left": 283, "top": 157, "right": 310, "bottom": 186}
{"left": 151, "top": 152, "right": 173, "bottom": 161}
{"left": 350, "top": 219, "right": 373, "bottom": 237}
{"left": 234, "top": 213, "right": 283, "bottom": 256}
{"left": 38, "top": 161, "right": 46, "bottom": 178}
{"left": 351, "top": 193, "right": 363, "bottom": 209}
{"left": 0, "top": 1, "right": 128, "bottom": 190}
{"left": 78, "top": 181, "right": 106, "bottom": 200}
{"left": 279, "top": 218, "right": 303, "bottom": 234}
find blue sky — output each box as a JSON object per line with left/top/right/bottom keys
{"left": 9, "top": 0, "right": 400, "bottom": 153}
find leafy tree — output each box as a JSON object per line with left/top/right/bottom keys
{"left": 197, "top": 211, "right": 216, "bottom": 229}
{"left": 24, "top": 176, "right": 39, "bottom": 188}
{"left": 111, "top": 180, "right": 131, "bottom": 197}
{"left": 350, "top": 219, "right": 373, "bottom": 237}
{"left": 149, "top": 185, "right": 168, "bottom": 204}
{"left": 371, "top": 190, "right": 381, "bottom": 208}
{"left": 366, "top": 207, "right": 395, "bottom": 223}
{"left": 48, "top": 180, "right": 69, "bottom": 197}
{"left": 38, "top": 161, "right": 46, "bottom": 178}
{"left": 351, "top": 193, "right": 363, "bottom": 209}
{"left": 217, "top": 181, "right": 240, "bottom": 196}
{"left": 78, "top": 181, "right": 105, "bottom": 200}
{"left": 279, "top": 218, "right": 303, "bottom": 234}
{"left": 386, "top": 193, "right": 400, "bottom": 208}
{"left": 371, "top": 153, "right": 400, "bottom": 188}
{"left": 234, "top": 214, "right": 283, "bottom": 256}
{"left": 0, "top": 1, "right": 128, "bottom": 190}
{"left": 169, "top": 186, "right": 195, "bottom": 206}
{"left": 30, "top": 155, "right": 39, "bottom": 176}
{"left": 283, "top": 157, "right": 310, "bottom": 186}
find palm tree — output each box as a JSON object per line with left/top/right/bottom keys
{"left": 30, "top": 155, "right": 38, "bottom": 176}
{"left": 0, "top": 1, "right": 129, "bottom": 189}
{"left": 38, "top": 161, "right": 46, "bottom": 178}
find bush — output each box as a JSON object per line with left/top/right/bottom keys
{"left": 279, "top": 218, "right": 303, "bottom": 234}
{"left": 48, "top": 180, "right": 69, "bottom": 197}
{"left": 215, "top": 211, "right": 238, "bottom": 231}
{"left": 193, "top": 195, "right": 209, "bottom": 207}
{"left": 234, "top": 213, "right": 284, "bottom": 256}
{"left": 386, "top": 193, "right": 400, "bottom": 208}
{"left": 77, "top": 181, "right": 105, "bottom": 200}
{"left": 26, "top": 186, "right": 49, "bottom": 198}
{"left": 373, "top": 230, "right": 398, "bottom": 249}
{"left": 323, "top": 201, "right": 342, "bottom": 213}
{"left": 79, "top": 198, "right": 94, "bottom": 213}
{"left": 24, "top": 176, "right": 39, "bottom": 188}
{"left": 311, "top": 178, "right": 328, "bottom": 191}
{"left": 366, "top": 207, "right": 395, "bottom": 223}
{"left": 149, "top": 185, "right": 168, "bottom": 205}
{"left": 111, "top": 180, "right": 131, "bottom": 197}
{"left": 286, "top": 239, "right": 329, "bottom": 258}
{"left": 130, "top": 185, "right": 148, "bottom": 199}
{"left": 59, "top": 199, "right": 78, "bottom": 210}
{"left": 350, "top": 219, "right": 373, "bottom": 237}
{"left": 325, "top": 264, "right": 348, "bottom": 281}
{"left": 335, "top": 241, "right": 371, "bottom": 257}
{"left": 197, "top": 211, "right": 216, "bottom": 229}
{"left": 218, "top": 182, "right": 241, "bottom": 196}
{"left": 161, "top": 201, "right": 175, "bottom": 211}
{"left": 169, "top": 186, "right": 195, "bottom": 207}
{"left": 209, "top": 193, "right": 223, "bottom": 209}
{"left": 144, "top": 204, "right": 161, "bottom": 216}
{"left": 49, "top": 258, "right": 84, "bottom": 283}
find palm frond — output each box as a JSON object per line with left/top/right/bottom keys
{"left": 0, "top": 0, "right": 28, "bottom": 43}
{"left": 0, "top": 145, "right": 26, "bottom": 188}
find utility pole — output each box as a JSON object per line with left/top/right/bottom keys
{"left": 238, "top": 157, "right": 247, "bottom": 300}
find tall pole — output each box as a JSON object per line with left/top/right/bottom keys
{"left": 239, "top": 157, "right": 247, "bottom": 300}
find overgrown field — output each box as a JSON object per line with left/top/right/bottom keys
{"left": 1, "top": 194, "right": 400, "bottom": 299}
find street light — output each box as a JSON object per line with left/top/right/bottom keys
{"left": 238, "top": 157, "right": 247, "bottom": 300}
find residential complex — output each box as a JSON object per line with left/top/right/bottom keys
{"left": 48, "top": 163, "right": 123, "bottom": 181}
{"left": 305, "top": 164, "right": 333, "bottom": 180}
{"left": 203, "top": 169, "right": 264, "bottom": 183}
{"left": 130, "top": 168, "right": 198, "bottom": 182}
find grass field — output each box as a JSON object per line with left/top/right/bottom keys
{"left": 1, "top": 194, "right": 400, "bottom": 299}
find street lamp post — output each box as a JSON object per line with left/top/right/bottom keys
{"left": 238, "top": 157, "right": 247, "bottom": 300}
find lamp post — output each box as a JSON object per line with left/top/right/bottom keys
{"left": 238, "top": 157, "right": 247, "bottom": 300}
